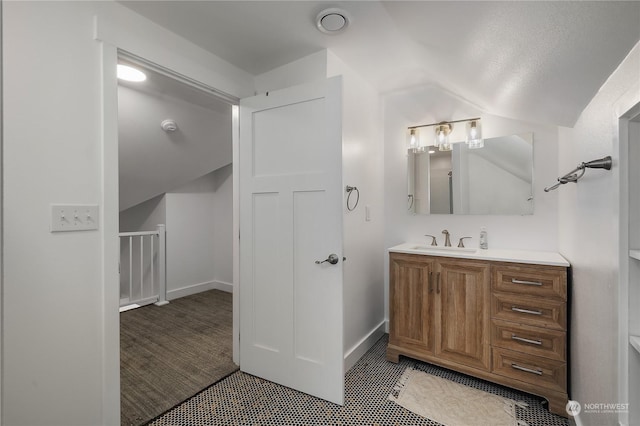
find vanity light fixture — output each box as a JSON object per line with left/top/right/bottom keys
{"left": 117, "top": 64, "right": 147, "bottom": 82}
{"left": 407, "top": 117, "right": 483, "bottom": 152}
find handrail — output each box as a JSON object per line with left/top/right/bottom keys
{"left": 119, "top": 230, "right": 160, "bottom": 237}
{"left": 544, "top": 156, "right": 612, "bottom": 192}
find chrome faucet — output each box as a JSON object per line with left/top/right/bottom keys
{"left": 424, "top": 234, "right": 438, "bottom": 246}
{"left": 458, "top": 237, "right": 472, "bottom": 248}
{"left": 442, "top": 229, "right": 451, "bottom": 247}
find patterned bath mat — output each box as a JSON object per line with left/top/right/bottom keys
{"left": 389, "top": 367, "right": 528, "bottom": 426}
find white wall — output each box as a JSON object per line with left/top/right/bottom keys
{"left": 558, "top": 42, "right": 640, "bottom": 426}
{"left": 327, "top": 51, "right": 386, "bottom": 370}
{"left": 212, "top": 164, "right": 234, "bottom": 286}
{"left": 2, "top": 2, "right": 252, "bottom": 424}
{"left": 254, "top": 50, "right": 327, "bottom": 94}
{"left": 119, "top": 193, "right": 167, "bottom": 232}
{"left": 165, "top": 171, "right": 232, "bottom": 298}
{"left": 383, "top": 87, "right": 560, "bottom": 323}
{"left": 118, "top": 81, "right": 232, "bottom": 211}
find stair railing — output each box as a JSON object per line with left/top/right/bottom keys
{"left": 118, "top": 224, "right": 168, "bottom": 309}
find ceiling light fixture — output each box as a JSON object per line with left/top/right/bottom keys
{"left": 316, "top": 8, "right": 351, "bottom": 34}
{"left": 407, "top": 117, "right": 483, "bottom": 152}
{"left": 117, "top": 64, "right": 147, "bottom": 82}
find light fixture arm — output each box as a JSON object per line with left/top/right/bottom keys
{"left": 408, "top": 117, "right": 481, "bottom": 131}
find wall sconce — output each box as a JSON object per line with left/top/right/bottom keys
{"left": 407, "top": 117, "right": 483, "bottom": 152}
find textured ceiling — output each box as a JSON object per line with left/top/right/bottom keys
{"left": 119, "top": 1, "right": 640, "bottom": 127}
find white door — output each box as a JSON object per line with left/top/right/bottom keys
{"left": 239, "top": 77, "right": 344, "bottom": 404}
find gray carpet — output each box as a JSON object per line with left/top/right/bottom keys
{"left": 120, "top": 289, "right": 237, "bottom": 426}
{"left": 150, "top": 334, "right": 569, "bottom": 426}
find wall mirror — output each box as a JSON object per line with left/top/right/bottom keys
{"left": 407, "top": 133, "right": 534, "bottom": 215}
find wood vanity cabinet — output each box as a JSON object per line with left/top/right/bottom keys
{"left": 387, "top": 252, "right": 569, "bottom": 417}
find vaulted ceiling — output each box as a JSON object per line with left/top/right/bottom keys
{"left": 119, "top": 1, "right": 640, "bottom": 127}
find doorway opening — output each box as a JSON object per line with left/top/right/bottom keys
{"left": 115, "top": 53, "right": 237, "bottom": 425}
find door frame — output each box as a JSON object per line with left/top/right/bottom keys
{"left": 97, "top": 31, "right": 241, "bottom": 424}
{"left": 617, "top": 92, "right": 640, "bottom": 426}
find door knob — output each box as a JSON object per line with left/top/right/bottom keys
{"left": 315, "top": 254, "right": 339, "bottom": 265}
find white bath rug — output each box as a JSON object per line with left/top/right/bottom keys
{"left": 388, "top": 367, "right": 528, "bottom": 426}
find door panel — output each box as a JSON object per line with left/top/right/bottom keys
{"left": 253, "top": 99, "right": 328, "bottom": 177}
{"left": 437, "top": 260, "right": 491, "bottom": 370}
{"left": 252, "top": 192, "right": 283, "bottom": 352}
{"left": 389, "top": 254, "right": 436, "bottom": 354}
{"left": 240, "top": 78, "right": 344, "bottom": 404}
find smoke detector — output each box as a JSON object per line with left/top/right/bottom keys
{"left": 161, "top": 119, "right": 178, "bottom": 132}
{"left": 316, "top": 8, "right": 351, "bottom": 34}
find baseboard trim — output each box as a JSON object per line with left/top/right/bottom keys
{"left": 167, "top": 280, "right": 232, "bottom": 300}
{"left": 211, "top": 280, "right": 233, "bottom": 293}
{"left": 344, "top": 320, "right": 386, "bottom": 372}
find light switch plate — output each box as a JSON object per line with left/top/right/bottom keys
{"left": 51, "top": 205, "right": 99, "bottom": 232}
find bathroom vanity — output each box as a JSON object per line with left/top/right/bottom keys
{"left": 386, "top": 243, "right": 569, "bottom": 416}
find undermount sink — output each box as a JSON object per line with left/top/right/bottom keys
{"left": 409, "top": 245, "right": 477, "bottom": 253}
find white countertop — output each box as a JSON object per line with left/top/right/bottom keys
{"left": 388, "top": 242, "right": 570, "bottom": 267}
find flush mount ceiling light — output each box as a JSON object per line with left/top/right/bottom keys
{"left": 117, "top": 64, "right": 147, "bottom": 82}
{"left": 316, "top": 8, "right": 351, "bottom": 34}
{"left": 406, "top": 117, "right": 483, "bottom": 153}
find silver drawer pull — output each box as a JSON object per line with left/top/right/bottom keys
{"left": 511, "top": 278, "right": 543, "bottom": 286}
{"left": 511, "top": 334, "right": 542, "bottom": 345}
{"left": 511, "top": 306, "right": 542, "bottom": 315}
{"left": 511, "top": 363, "right": 543, "bottom": 376}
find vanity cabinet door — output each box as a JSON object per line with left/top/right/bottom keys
{"left": 436, "top": 259, "right": 491, "bottom": 371}
{"left": 389, "top": 253, "right": 437, "bottom": 355}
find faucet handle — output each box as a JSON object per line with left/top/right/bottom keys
{"left": 457, "top": 237, "right": 472, "bottom": 248}
{"left": 424, "top": 235, "right": 438, "bottom": 246}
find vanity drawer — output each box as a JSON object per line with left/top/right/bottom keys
{"left": 492, "top": 263, "right": 566, "bottom": 300}
{"left": 492, "top": 347, "right": 566, "bottom": 392}
{"left": 492, "top": 293, "right": 566, "bottom": 330}
{"left": 491, "top": 319, "right": 565, "bottom": 361}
